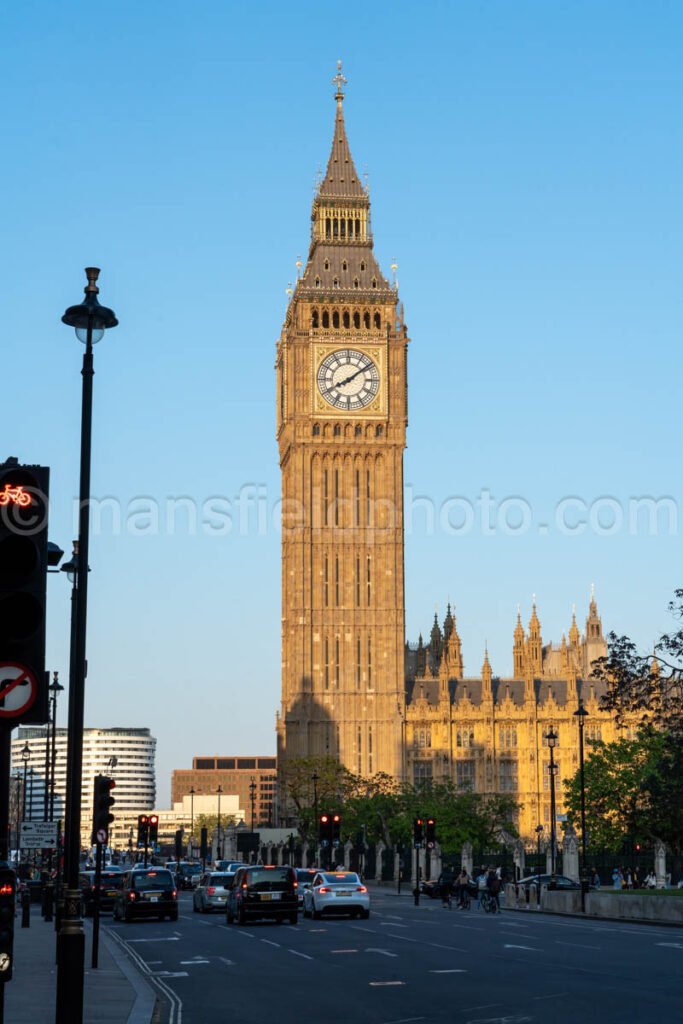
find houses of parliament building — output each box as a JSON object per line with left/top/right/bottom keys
{"left": 275, "top": 66, "right": 634, "bottom": 841}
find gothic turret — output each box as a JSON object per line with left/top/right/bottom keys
{"left": 583, "top": 586, "right": 607, "bottom": 677}
{"left": 513, "top": 609, "right": 526, "bottom": 677}
{"left": 526, "top": 600, "right": 543, "bottom": 676}
{"left": 481, "top": 647, "right": 493, "bottom": 699}
{"left": 443, "top": 603, "right": 454, "bottom": 642}
{"left": 429, "top": 613, "right": 443, "bottom": 675}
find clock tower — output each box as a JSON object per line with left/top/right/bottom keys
{"left": 276, "top": 65, "right": 409, "bottom": 785}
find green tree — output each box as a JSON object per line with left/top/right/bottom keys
{"left": 595, "top": 588, "right": 683, "bottom": 733}
{"left": 279, "top": 756, "right": 357, "bottom": 841}
{"left": 564, "top": 727, "right": 683, "bottom": 853}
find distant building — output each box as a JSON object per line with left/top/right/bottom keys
{"left": 172, "top": 756, "right": 277, "bottom": 827}
{"left": 12, "top": 726, "right": 156, "bottom": 846}
{"left": 109, "top": 791, "right": 245, "bottom": 855}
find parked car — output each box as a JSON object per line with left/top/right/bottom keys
{"left": 295, "top": 868, "right": 319, "bottom": 908}
{"left": 303, "top": 871, "right": 370, "bottom": 919}
{"left": 113, "top": 868, "right": 178, "bottom": 922}
{"left": 216, "top": 860, "right": 247, "bottom": 872}
{"left": 517, "top": 873, "right": 581, "bottom": 891}
{"left": 193, "top": 872, "right": 235, "bottom": 913}
{"left": 226, "top": 865, "right": 298, "bottom": 925}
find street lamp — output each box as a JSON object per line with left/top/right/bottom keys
{"left": 20, "top": 741, "right": 30, "bottom": 824}
{"left": 312, "top": 771, "right": 319, "bottom": 825}
{"left": 216, "top": 785, "right": 223, "bottom": 859}
{"left": 56, "top": 268, "right": 117, "bottom": 1024}
{"left": 249, "top": 777, "right": 257, "bottom": 833}
{"left": 44, "top": 672, "right": 64, "bottom": 824}
{"left": 574, "top": 699, "right": 590, "bottom": 910}
{"left": 189, "top": 787, "right": 196, "bottom": 856}
{"left": 546, "top": 728, "right": 559, "bottom": 888}
{"left": 534, "top": 824, "right": 544, "bottom": 907}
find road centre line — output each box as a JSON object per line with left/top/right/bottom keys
{"left": 366, "top": 947, "right": 398, "bottom": 957}
{"left": 126, "top": 937, "right": 180, "bottom": 944}
{"left": 261, "top": 939, "right": 281, "bottom": 948}
{"left": 350, "top": 926, "right": 376, "bottom": 933}
{"left": 289, "top": 949, "right": 313, "bottom": 960}
{"left": 555, "top": 940, "right": 601, "bottom": 950}
{"left": 331, "top": 949, "right": 358, "bottom": 953}
{"left": 370, "top": 981, "right": 405, "bottom": 987}
{"left": 430, "top": 969, "right": 467, "bottom": 974}
{"left": 532, "top": 992, "right": 569, "bottom": 1001}
{"left": 218, "top": 957, "right": 235, "bottom": 966}
{"left": 381, "top": 1018, "right": 425, "bottom": 1024}
{"left": 180, "top": 960, "right": 209, "bottom": 965}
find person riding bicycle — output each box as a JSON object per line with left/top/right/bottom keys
{"left": 486, "top": 867, "right": 502, "bottom": 913}
{"left": 454, "top": 867, "right": 470, "bottom": 908}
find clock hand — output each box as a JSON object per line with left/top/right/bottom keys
{"left": 337, "top": 365, "right": 367, "bottom": 388}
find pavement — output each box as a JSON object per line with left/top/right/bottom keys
{"left": 3, "top": 902, "right": 156, "bottom": 1024}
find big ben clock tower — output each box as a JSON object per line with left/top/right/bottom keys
{"left": 276, "top": 65, "right": 408, "bottom": 786}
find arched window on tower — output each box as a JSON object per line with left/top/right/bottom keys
{"left": 353, "top": 279, "right": 359, "bottom": 290}
{"left": 332, "top": 310, "right": 340, "bottom": 328}
{"left": 333, "top": 278, "right": 339, "bottom": 290}
{"left": 343, "top": 310, "right": 350, "bottom": 328}
{"left": 363, "top": 311, "right": 370, "bottom": 329}
{"left": 324, "top": 259, "right": 330, "bottom": 271}
{"left": 340, "top": 218, "right": 346, "bottom": 238}
{"left": 315, "top": 277, "right": 321, "bottom": 289}
{"left": 372, "top": 277, "right": 377, "bottom": 289}
{"left": 375, "top": 424, "right": 383, "bottom": 438}
{"left": 342, "top": 260, "right": 347, "bottom": 272}
{"left": 360, "top": 260, "right": 366, "bottom": 272}
{"left": 353, "top": 311, "right": 360, "bottom": 327}
{"left": 374, "top": 312, "right": 381, "bottom": 329}
{"left": 333, "top": 218, "right": 339, "bottom": 238}
{"left": 311, "top": 310, "right": 319, "bottom": 328}
{"left": 325, "top": 217, "right": 331, "bottom": 239}
{"left": 322, "top": 310, "right": 330, "bottom": 328}
{"left": 312, "top": 422, "right": 321, "bottom": 437}
{"left": 356, "top": 219, "right": 361, "bottom": 239}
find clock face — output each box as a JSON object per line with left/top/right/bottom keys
{"left": 317, "top": 349, "right": 380, "bottom": 411}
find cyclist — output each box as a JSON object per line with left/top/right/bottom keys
{"left": 486, "top": 866, "right": 502, "bottom": 913}
{"left": 438, "top": 865, "right": 454, "bottom": 908}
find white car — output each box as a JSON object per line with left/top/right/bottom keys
{"left": 303, "top": 871, "right": 370, "bottom": 919}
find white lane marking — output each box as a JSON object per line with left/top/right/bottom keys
{"left": 555, "top": 940, "right": 601, "bottom": 950}
{"left": 152, "top": 971, "right": 189, "bottom": 978}
{"left": 430, "top": 969, "right": 467, "bottom": 973}
{"left": 146, "top": 960, "right": 163, "bottom": 965}
{"left": 382, "top": 1018, "right": 425, "bottom": 1024}
{"left": 173, "top": 931, "right": 182, "bottom": 936}
{"left": 126, "top": 937, "right": 180, "bottom": 943}
{"left": 657, "top": 942, "right": 683, "bottom": 949}
{"left": 451, "top": 924, "right": 485, "bottom": 931}
{"left": 380, "top": 922, "right": 407, "bottom": 928}
{"left": 309, "top": 928, "right": 327, "bottom": 932}
{"left": 382, "top": 915, "right": 404, "bottom": 920}
{"left": 503, "top": 944, "right": 540, "bottom": 951}
{"left": 532, "top": 993, "right": 569, "bottom": 1001}
{"left": 179, "top": 915, "right": 193, "bottom": 920}
{"left": 237, "top": 930, "right": 255, "bottom": 938}
{"left": 289, "top": 949, "right": 313, "bottom": 960}
{"left": 350, "top": 926, "right": 377, "bottom": 933}
{"left": 179, "top": 959, "right": 209, "bottom": 965}
{"left": 366, "top": 947, "right": 398, "bottom": 957}
{"left": 261, "top": 939, "right": 281, "bottom": 948}
{"left": 218, "top": 957, "right": 235, "bottom": 966}
{"left": 331, "top": 948, "right": 358, "bottom": 954}
{"left": 370, "top": 980, "right": 405, "bottom": 987}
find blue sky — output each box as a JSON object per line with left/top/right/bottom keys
{"left": 3, "top": 1, "right": 681, "bottom": 805}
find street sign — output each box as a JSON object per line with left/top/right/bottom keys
{"left": 0, "top": 663, "right": 38, "bottom": 720}
{"left": 0, "top": 952, "right": 10, "bottom": 973}
{"left": 19, "top": 821, "right": 58, "bottom": 849}
{"left": 96, "top": 828, "right": 107, "bottom": 844}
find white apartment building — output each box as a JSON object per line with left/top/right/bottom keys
{"left": 11, "top": 726, "right": 156, "bottom": 846}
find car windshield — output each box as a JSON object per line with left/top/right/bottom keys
{"left": 132, "top": 870, "right": 174, "bottom": 891}
{"left": 321, "top": 873, "right": 359, "bottom": 884}
{"left": 246, "top": 868, "right": 294, "bottom": 891}
{"left": 183, "top": 864, "right": 202, "bottom": 875}
{"left": 296, "top": 870, "right": 316, "bottom": 883}
{"left": 208, "top": 874, "right": 233, "bottom": 887}
{"left": 100, "top": 874, "right": 123, "bottom": 887}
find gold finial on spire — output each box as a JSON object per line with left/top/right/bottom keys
{"left": 295, "top": 256, "right": 303, "bottom": 279}
{"left": 285, "top": 281, "right": 293, "bottom": 299}
{"left": 333, "top": 59, "right": 347, "bottom": 104}
{"left": 390, "top": 257, "right": 399, "bottom": 291}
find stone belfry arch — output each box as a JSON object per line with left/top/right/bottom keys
{"left": 276, "top": 64, "right": 408, "bottom": 789}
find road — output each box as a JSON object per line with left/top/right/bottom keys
{"left": 104, "top": 889, "right": 682, "bottom": 1023}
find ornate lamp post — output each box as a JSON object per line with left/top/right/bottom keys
{"left": 189, "top": 787, "right": 196, "bottom": 857}
{"left": 20, "top": 741, "right": 30, "bottom": 826}
{"left": 44, "top": 673, "right": 64, "bottom": 826}
{"left": 216, "top": 785, "right": 223, "bottom": 859}
{"left": 534, "top": 824, "right": 544, "bottom": 906}
{"left": 546, "top": 728, "right": 559, "bottom": 888}
{"left": 56, "top": 268, "right": 118, "bottom": 1024}
{"left": 574, "top": 700, "right": 590, "bottom": 910}
{"left": 249, "top": 777, "right": 257, "bottom": 833}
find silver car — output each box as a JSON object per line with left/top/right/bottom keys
{"left": 303, "top": 871, "right": 370, "bottom": 919}
{"left": 193, "top": 871, "right": 235, "bottom": 913}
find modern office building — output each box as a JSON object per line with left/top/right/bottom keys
{"left": 172, "top": 756, "right": 277, "bottom": 827}
{"left": 11, "top": 726, "right": 156, "bottom": 846}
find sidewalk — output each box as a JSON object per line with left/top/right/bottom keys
{"left": 3, "top": 903, "right": 156, "bottom": 1024}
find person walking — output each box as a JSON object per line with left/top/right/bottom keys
{"left": 438, "top": 865, "right": 454, "bottom": 908}
{"left": 455, "top": 866, "right": 470, "bottom": 908}
{"left": 486, "top": 866, "right": 502, "bottom": 913}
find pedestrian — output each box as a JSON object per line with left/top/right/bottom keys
{"left": 644, "top": 870, "right": 656, "bottom": 889}
{"left": 455, "top": 866, "right": 470, "bottom": 908}
{"left": 475, "top": 867, "right": 487, "bottom": 908}
{"left": 589, "top": 868, "right": 601, "bottom": 889}
{"left": 624, "top": 867, "right": 633, "bottom": 889}
{"left": 611, "top": 867, "right": 623, "bottom": 889}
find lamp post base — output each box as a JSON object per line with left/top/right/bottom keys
{"left": 55, "top": 889, "right": 85, "bottom": 1024}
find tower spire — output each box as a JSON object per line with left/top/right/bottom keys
{"left": 332, "top": 59, "right": 347, "bottom": 105}
{"left": 319, "top": 61, "right": 365, "bottom": 199}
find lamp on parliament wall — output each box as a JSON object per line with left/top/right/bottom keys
{"left": 574, "top": 700, "right": 590, "bottom": 911}
{"left": 55, "top": 268, "right": 118, "bottom": 1024}
{"left": 545, "top": 728, "right": 559, "bottom": 888}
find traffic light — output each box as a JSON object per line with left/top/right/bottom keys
{"left": 426, "top": 818, "right": 436, "bottom": 848}
{"left": 0, "top": 867, "right": 16, "bottom": 983}
{"left": 92, "top": 775, "right": 116, "bottom": 844}
{"left": 148, "top": 815, "right": 159, "bottom": 847}
{"left": 137, "top": 814, "right": 149, "bottom": 847}
{"left": 332, "top": 813, "right": 341, "bottom": 847}
{"left": 413, "top": 817, "right": 424, "bottom": 846}
{"left": 0, "top": 460, "right": 50, "bottom": 726}
{"left": 319, "top": 813, "right": 330, "bottom": 846}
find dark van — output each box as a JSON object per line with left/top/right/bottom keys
{"left": 226, "top": 865, "right": 298, "bottom": 925}
{"left": 113, "top": 868, "right": 178, "bottom": 922}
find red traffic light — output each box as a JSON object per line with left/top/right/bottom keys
{"left": 149, "top": 815, "right": 159, "bottom": 825}
{"left": 320, "top": 814, "right": 329, "bottom": 824}
{"left": 332, "top": 814, "right": 340, "bottom": 823}
{"left": 140, "top": 815, "right": 149, "bottom": 824}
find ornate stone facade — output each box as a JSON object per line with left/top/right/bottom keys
{"left": 404, "top": 595, "right": 640, "bottom": 839}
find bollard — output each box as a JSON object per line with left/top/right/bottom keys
{"left": 45, "top": 883, "right": 54, "bottom": 923}
{"left": 413, "top": 885, "right": 420, "bottom": 906}
{"left": 21, "top": 887, "right": 31, "bottom": 928}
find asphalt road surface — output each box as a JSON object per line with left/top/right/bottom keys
{"left": 104, "top": 890, "right": 683, "bottom": 1024}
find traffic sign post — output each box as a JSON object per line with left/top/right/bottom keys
{"left": 0, "top": 664, "right": 39, "bottom": 721}
{"left": 19, "top": 821, "right": 58, "bottom": 849}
